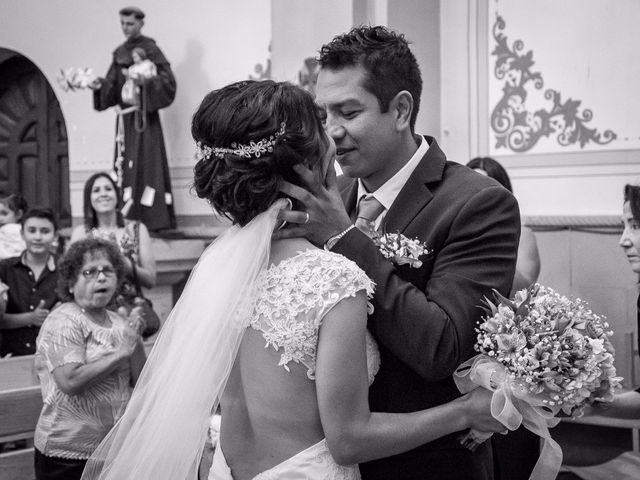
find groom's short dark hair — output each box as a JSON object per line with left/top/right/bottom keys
{"left": 318, "top": 25, "right": 422, "bottom": 132}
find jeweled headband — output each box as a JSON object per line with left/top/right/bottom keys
{"left": 195, "top": 122, "right": 286, "bottom": 161}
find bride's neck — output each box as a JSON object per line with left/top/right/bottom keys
{"left": 269, "top": 238, "right": 313, "bottom": 265}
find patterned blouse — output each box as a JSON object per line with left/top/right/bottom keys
{"left": 34, "top": 302, "right": 133, "bottom": 459}
{"left": 87, "top": 220, "right": 139, "bottom": 258}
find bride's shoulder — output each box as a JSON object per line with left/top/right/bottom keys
{"left": 268, "top": 239, "right": 371, "bottom": 284}
{"left": 269, "top": 238, "right": 315, "bottom": 265}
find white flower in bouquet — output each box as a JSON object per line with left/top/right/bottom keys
{"left": 57, "top": 67, "right": 97, "bottom": 92}
{"left": 454, "top": 284, "right": 622, "bottom": 479}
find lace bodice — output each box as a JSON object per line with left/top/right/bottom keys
{"left": 250, "top": 249, "right": 379, "bottom": 384}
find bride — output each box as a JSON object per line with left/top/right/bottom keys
{"left": 81, "top": 80, "right": 504, "bottom": 480}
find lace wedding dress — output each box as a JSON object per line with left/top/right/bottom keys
{"left": 209, "top": 249, "right": 379, "bottom": 480}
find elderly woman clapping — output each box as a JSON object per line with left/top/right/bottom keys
{"left": 33, "top": 238, "right": 146, "bottom": 480}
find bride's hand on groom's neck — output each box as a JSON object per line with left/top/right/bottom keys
{"left": 274, "top": 163, "right": 352, "bottom": 246}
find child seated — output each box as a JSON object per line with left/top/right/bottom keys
{"left": 0, "top": 194, "right": 27, "bottom": 259}
{"left": 0, "top": 207, "right": 59, "bottom": 357}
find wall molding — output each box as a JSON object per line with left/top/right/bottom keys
{"left": 524, "top": 215, "right": 621, "bottom": 230}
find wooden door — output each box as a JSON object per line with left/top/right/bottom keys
{"left": 0, "top": 52, "right": 70, "bottom": 227}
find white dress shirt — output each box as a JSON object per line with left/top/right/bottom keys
{"left": 356, "top": 136, "right": 429, "bottom": 230}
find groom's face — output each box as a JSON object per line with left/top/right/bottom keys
{"left": 316, "top": 65, "right": 398, "bottom": 191}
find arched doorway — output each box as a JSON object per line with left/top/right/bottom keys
{"left": 0, "top": 48, "right": 71, "bottom": 227}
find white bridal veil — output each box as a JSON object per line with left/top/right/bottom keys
{"left": 81, "top": 200, "right": 286, "bottom": 480}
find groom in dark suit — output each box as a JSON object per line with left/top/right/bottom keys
{"left": 277, "top": 26, "right": 520, "bottom": 479}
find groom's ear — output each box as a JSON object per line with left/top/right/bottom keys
{"left": 391, "top": 90, "right": 413, "bottom": 132}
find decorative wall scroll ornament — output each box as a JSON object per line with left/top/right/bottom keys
{"left": 490, "top": 15, "right": 617, "bottom": 152}
{"left": 249, "top": 43, "right": 272, "bottom": 81}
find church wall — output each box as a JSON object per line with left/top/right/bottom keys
{"left": 3, "top": 0, "right": 637, "bottom": 221}
{"left": 441, "top": 0, "right": 640, "bottom": 388}
{"left": 270, "top": 0, "right": 352, "bottom": 84}
{"left": 440, "top": 0, "right": 640, "bottom": 217}
{"left": 3, "top": 1, "right": 638, "bottom": 384}
{"left": 387, "top": 0, "right": 441, "bottom": 142}
{"left": 0, "top": 0, "right": 272, "bottom": 225}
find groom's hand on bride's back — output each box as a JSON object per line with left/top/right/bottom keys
{"left": 274, "top": 162, "right": 352, "bottom": 246}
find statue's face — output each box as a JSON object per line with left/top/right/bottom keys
{"left": 120, "top": 14, "right": 143, "bottom": 40}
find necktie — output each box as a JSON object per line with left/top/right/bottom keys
{"left": 355, "top": 195, "right": 385, "bottom": 237}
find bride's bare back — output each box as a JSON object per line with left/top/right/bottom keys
{"left": 218, "top": 239, "right": 374, "bottom": 479}
{"left": 221, "top": 330, "right": 325, "bottom": 478}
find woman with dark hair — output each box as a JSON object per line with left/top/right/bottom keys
{"left": 591, "top": 184, "right": 640, "bottom": 418}
{"left": 71, "top": 172, "right": 155, "bottom": 289}
{"left": 564, "top": 185, "right": 640, "bottom": 478}
{"left": 467, "top": 156, "right": 540, "bottom": 296}
{"left": 82, "top": 80, "right": 504, "bottom": 480}
{"left": 33, "top": 238, "right": 145, "bottom": 480}
{"left": 70, "top": 173, "right": 156, "bottom": 333}
{"left": 622, "top": 185, "right": 640, "bottom": 344}
{"left": 466, "top": 157, "right": 512, "bottom": 193}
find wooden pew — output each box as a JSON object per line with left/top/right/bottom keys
{"left": 0, "top": 449, "right": 36, "bottom": 480}
{"left": 0, "top": 355, "right": 38, "bottom": 390}
{"left": 0, "top": 386, "right": 42, "bottom": 480}
{"left": 0, "top": 342, "right": 155, "bottom": 480}
{"left": 0, "top": 354, "right": 40, "bottom": 480}
{"left": 0, "top": 340, "right": 154, "bottom": 390}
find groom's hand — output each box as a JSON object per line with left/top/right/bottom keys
{"left": 274, "top": 162, "right": 352, "bottom": 247}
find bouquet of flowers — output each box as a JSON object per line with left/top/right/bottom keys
{"left": 454, "top": 284, "right": 621, "bottom": 479}
{"left": 57, "top": 67, "right": 97, "bottom": 92}
{"left": 374, "top": 232, "right": 431, "bottom": 268}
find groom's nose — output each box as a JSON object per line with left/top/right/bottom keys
{"left": 325, "top": 115, "right": 346, "bottom": 140}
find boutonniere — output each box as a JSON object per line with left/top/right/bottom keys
{"left": 373, "top": 232, "right": 431, "bottom": 268}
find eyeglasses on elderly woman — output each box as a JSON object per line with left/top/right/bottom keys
{"left": 81, "top": 266, "right": 117, "bottom": 280}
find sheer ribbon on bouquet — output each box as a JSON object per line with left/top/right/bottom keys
{"left": 81, "top": 200, "right": 287, "bottom": 480}
{"left": 454, "top": 355, "right": 563, "bottom": 480}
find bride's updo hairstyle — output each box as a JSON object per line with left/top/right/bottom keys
{"left": 192, "top": 80, "right": 327, "bottom": 226}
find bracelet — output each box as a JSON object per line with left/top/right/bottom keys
{"left": 324, "top": 225, "right": 356, "bottom": 251}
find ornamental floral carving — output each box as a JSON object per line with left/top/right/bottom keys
{"left": 490, "top": 15, "right": 616, "bottom": 152}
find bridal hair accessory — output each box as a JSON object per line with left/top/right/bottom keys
{"left": 195, "top": 122, "right": 286, "bottom": 161}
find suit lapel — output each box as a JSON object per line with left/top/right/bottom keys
{"left": 384, "top": 136, "right": 447, "bottom": 233}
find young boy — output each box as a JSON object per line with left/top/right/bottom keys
{"left": 0, "top": 207, "right": 59, "bottom": 357}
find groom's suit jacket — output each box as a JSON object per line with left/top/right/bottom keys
{"left": 332, "top": 137, "right": 520, "bottom": 480}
